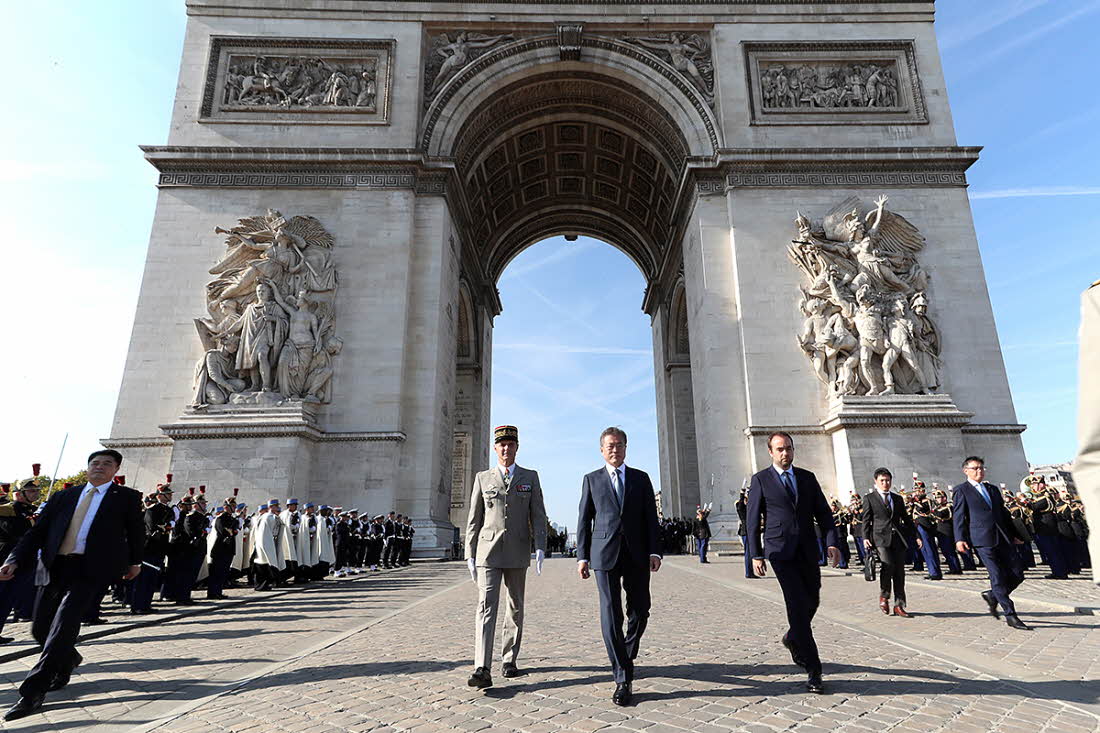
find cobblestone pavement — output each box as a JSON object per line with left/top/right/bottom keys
{"left": 0, "top": 556, "right": 1096, "bottom": 732}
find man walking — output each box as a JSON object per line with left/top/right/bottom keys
{"left": 576, "top": 427, "right": 661, "bottom": 706}
{"left": 953, "top": 456, "right": 1030, "bottom": 629}
{"left": 861, "top": 468, "right": 920, "bottom": 617}
{"left": 466, "top": 425, "right": 547, "bottom": 690}
{"left": 746, "top": 432, "right": 839, "bottom": 694}
{"left": 0, "top": 450, "right": 143, "bottom": 721}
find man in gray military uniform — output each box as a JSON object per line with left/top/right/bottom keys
{"left": 466, "top": 425, "right": 548, "bottom": 689}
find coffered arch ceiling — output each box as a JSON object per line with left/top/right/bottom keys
{"left": 450, "top": 72, "right": 691, "bottom": 284}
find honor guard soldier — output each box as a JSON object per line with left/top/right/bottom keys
{"left": 132, "top": 479, "right": 174, "bottom": 614}
{"left": 401, "top": 516, "right": 415, "bottom": 566}
{"left": 366, "top": 515, "right": 384, "bottom": 570}
{"left": 382, "top": 511, "right": 397, "bottom": 568}
{"left": 466, "top": 425, "right": 548, "bottom": 690}
{"left": 0, "top": 475, "right": 41, "bottom": 642}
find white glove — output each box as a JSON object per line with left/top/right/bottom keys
{"left": 467, "top": 557, "right": 477, "bottom": 582}
{"left": 535, "top": 549, "right": 544, "bottom": 576}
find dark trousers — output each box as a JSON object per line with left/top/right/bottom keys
{"left": 207, "top": 553, "right": 233, "bottom": 597}
{"left": 313, "top": 561, "right": 330, "bottom": 580}
{"left": 877, "top": 543, "right": 908, "bottom": 605}
{"left": 740, "top": 536, "right": 754, "bottom": 577}
{"left": 852, "top": 536, "right": 866, "bottom": 565}
{"left": 935, "top": 530, "right": 962, "bottom": 573}
{"left": 0, "top": 568, "right": 34, "bottom": 634}
{"left": 975, "top": 542, "right": 1025, "bottom": 615}
{"left": 696, "top": 538, "right": 709, "bottom": 563}
{"left": 131, "top": 551, "right": 164, "bottom": 612}
{"left": 400, "top": 539, "right": 412, "bottom": 565}
{"left": 593, "top": 549, "right": 651, "bottom": 685}
{"left": 382, "top": 538, "right": 397, "bottom": 567}
{"left": 1034, "top": 534, "right": 1068, "bottom": 577}
{"left": 836, "top": 538, "right": 850, "bottom": 569}
{"left": 1016, "top": 541, "right": 1036, "bottom": 569}
{"left": 1061, "top": 536, "right": 1081, "bottom": 573}
{"left": 333, "top": 545, "right": 348, "bottom": 571}
{"left": 253, "top": 562, "right": 277, "bottom": 591}
{"left": 916, "top": 526, "right": 942, "bottom": 578}
{"left": 21, "top": 556, "right": 106, "bottom": 698}
{"left": 770, "top": 551, "right": 823, "bottom": 676}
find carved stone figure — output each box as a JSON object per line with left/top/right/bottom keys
{"left": 425, "top": 32, "right": 514, "bottom": 104}
{"left": 222, "top": 54, "right": 379, "bottom": 110}
{"left": 626, "top": 33, "right": 714, "bottom": 103}
{"left": 761, "top": 61, "right": 899, "bottom": 109}
{"left": 190, "top": 211, "right": 341, "bottom": 407}
{"left": 787, "top": 196, "right": 943, "bottom": 397}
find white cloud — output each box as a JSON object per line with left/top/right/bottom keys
{"left": 937, "top": 0, "right": 1054, "bottom": 50}
{"left": 970, "top": 2, "right": 1100, "bottom": 67}
{"left": 495, "top": 342, "right": 650, "bottom": 356}
{"left": 969, "top": 186, "right": 1100, "bottom": 200}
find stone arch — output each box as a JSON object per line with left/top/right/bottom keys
{"left": 668, "top": 279, "right": 691, "bottom": 360}
{"left": 456, "top": 279, "right": 476, "bottom": 363}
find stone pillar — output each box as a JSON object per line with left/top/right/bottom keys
{"left": 451, "top": 300, "right": 493, "bottom": 535}
{"left": 682, "top": 192, "right": 753, "bottom": 538}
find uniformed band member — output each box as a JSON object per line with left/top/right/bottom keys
{"left": 0, "top": 477, "right": 40, "bottom": 642}
{"left": 207, "top": 500, "right": 239, "bottom": 599}
{"left": 382, "top": 511, "right": 397, "bottom": 568}
{"left": 132, "top": 480, "right": 174, "bottom": 614}
{"left": 466, "top": 425, "right": 548, "bottom": 690}
{"left": 400, "top": 516, "right": 415, "bottom": 566}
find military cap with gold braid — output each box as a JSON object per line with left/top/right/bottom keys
{"left": 494, "top": 425, "right": 519, "bottom": 443}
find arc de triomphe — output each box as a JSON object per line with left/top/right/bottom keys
{"left": 108, "top": 0, "right": 1027, "bottom": 556}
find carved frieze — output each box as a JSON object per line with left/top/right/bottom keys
{"left": 743, "top": 41, "right": 927, "bottom": 125}
{"left": 622, "top": 33, "right": 715, "bottom": 108}
{"left": 201, "top": 37, "right": 393, "bottom": 124}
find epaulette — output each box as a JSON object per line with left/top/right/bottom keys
{"left": 0, "top": 504, "right": 17, "bottom": 517}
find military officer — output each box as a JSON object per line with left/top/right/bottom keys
{"left": 465, "top": 425, "right": 548, "bottom": 689}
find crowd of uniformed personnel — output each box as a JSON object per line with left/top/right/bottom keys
{"left": 824, "top": 476, "right": 1090, "bottom": 579}
{"left": 0, "top": 470, "right": 418, "bottom": 639}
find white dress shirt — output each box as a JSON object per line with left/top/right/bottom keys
{"left": 73, "top": 481, "right": 112, "bottom": 555}
{"left": 499, "top": 463, "right": 515, "bottom": 483}
{"left": 772, "top": 464, "right": 797, "bottom": 492}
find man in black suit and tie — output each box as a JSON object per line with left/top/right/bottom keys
{"left": 952, "top": 456, "right": 1030, "bottom": 630}
{"left": 576, "top": 427, "right": 661, "bottom": 707}
{"left": 746, "top": 432, "right": 839, "bottom": 694}
{"left": 0, "top": 449, "right": 144, "bottom": 720}
{"left": 861, "top": 467, "right": 920, "bottom": 617}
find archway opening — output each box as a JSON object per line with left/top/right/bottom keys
{"left": 490, "top": 235, "right": 660, "bottom": 537}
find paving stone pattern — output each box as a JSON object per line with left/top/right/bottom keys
{"left": 0, "top": 558, "right": 1096, "bottom": 732}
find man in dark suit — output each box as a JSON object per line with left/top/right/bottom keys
{"left": 952, "top": 456, "right": 1030, "bottom": 630}
{"left": 577, "top": 427, "right": 661, "bottom": 706}
{"left": 861, "top": 468, "right": 920, "bottom": 617}
{"left": 746, "top": 432, "right": 840, "bottom": 694}
{"left": 0, "top": 449, "right": 144, "bottom": 720}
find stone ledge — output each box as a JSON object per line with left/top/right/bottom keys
{"left": 822, "top": 393, "right": 975, "bottom": 432}
{"left": 961, "top": 423, "right": 1027, "bottom": 435}
{"left": 101, "top": 436, "right": 174, "bottom": 449}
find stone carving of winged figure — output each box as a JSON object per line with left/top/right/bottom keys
{"left": 191, "top": 210, "right": 341, "bottom": 408}
{"left": 787, "top": 196, "right": 941, "bottom": 397}
{"left": 427, "top": 32, "right": 514, "bottom": 100}
{"left": 628, "top": 33, "right": 715, "bottom": 102}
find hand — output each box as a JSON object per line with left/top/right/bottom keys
{"left": 535, "top": 549, "right": 544, "bottom": 576}
{"left": 752, "top": 558, "right": 767, "bottom": 577}
{"left": 827, "top": 546, "right": 841, "bottom": 568}
{"left": 578, "top": 560, "right": 590, "bottom": 580}
{"left": 956, "top": 540, "right": 970, "bottom": 554}
{"left": 0, "top": 563, "right": 16, "bottom": 582}
{"left": 650, "top": 556, "right": 662, "bottom": 573}
{"left": 863, "top": 539, "right": 873, "bottom": 551}
{"left": 467, "top": 557, "right": 477, "bottom": 582}
{"left": 123, "top": 564, "right": 141, "bottom": 581}
{"left": 1012, "top": 538, "right": 1024, "bottom": 545}
{"left": 916, "top": 538, "right": 923, "bottom": 549}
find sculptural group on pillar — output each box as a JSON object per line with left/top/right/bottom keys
{"left": 192, "top": 210, "right": 341, "bottom": 407}
{"left": 787, "top": 195, "right": 942, "bottom": 398}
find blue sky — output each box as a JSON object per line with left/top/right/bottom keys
{"left": 1, "top": 2, "right": 1096, "bottom": 527}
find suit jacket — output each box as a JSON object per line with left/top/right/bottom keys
{"left": 746, "top": 466, "right": 838, "bottom": 562}
{"left": 466, "top": 464, "right": 548, "bottom": 568}
{"left": 952, "top": 481, "right": 1021, "bottom": 548}
{"left": 861, "top": 491, "right": 916, "bottom": 551}
{"left": 7, "top": 483, "right": 143, "bottom": 581}
{"left": 576, "top": 465, "right": 661, "bottom": 571}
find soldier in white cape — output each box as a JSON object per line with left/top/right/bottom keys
{"left": 231, "top": 503, "right": 250, "bottom": 574}
{"left": 297, "top": 503, "right": 321, "bottom": 578}
{"left": 317, "top": 505, "right": 337, "bottom": 578}
{"left": 280, "top": 498, "right": 302, "bottom": 582}
{"left": 253, "top": 501, "right": 285, "bottom": 591}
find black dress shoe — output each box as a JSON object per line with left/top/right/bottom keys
{"left": 980, "top": 590, "right": 1000, "bottom": 619}
{"left": 501, "top": 662, "right": 519, "bottom": 678}
{"left": 0, "top": 636, "right": 13, "bottom": 645}
{"left": 3, "top": 694, "right": 44, "bottom": 721}
{"left": 467, "top": 667, "right": 492, "bottom": 689}
{"left": 206, "top": 594, "right": 228, "bottom": 600}
{"left": 82, "top": 617, "right": 109, "bottom": 626}
{"left": 1005, "top": 614, "right": 1031, "bottom": 630}
{"left": 173, "top": 599, "right": 196, "bottom": 606}
{"left": 612, "top": 682, "right": 632, "bottom": 706}
{"left": 781, "top": 634, "right": 806, "bottom": 668}
{"left": 1043, "top": 574, "right": 1068, "bottom": 580}
{"left": 806, "top": 673, "right": 825, "bottom": 694}
{"left": 925, "top": 575, "right": 943, "bottom": 580}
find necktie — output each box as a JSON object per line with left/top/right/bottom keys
{"left": 975, "top": 482, "right": 992, "bottom": 507}
{"left": 611, "top": 469, "right": 624, "bottom": 506}
{"left": 883, "top": 493, "right": 892, "bottom": 516}
{"left": 503, "top": 470, "right": 512, "bottom": 489}
{"left": 58, "top": 487, "right": 97, "bottom": 555}
{"left": 781, "top": 471, "right": 796, "bottom": 505}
